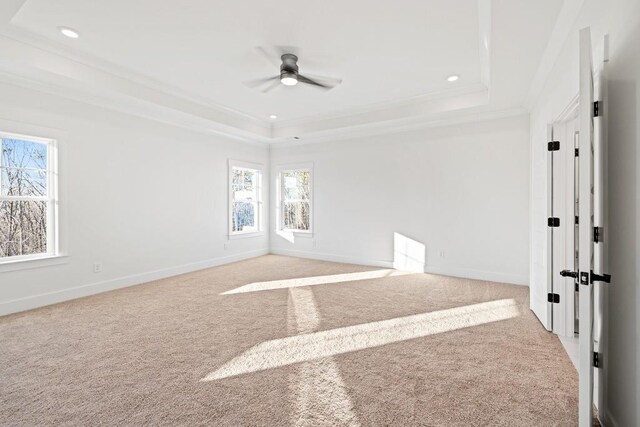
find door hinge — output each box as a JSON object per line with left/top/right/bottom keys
{"left": 547, "top": 293, "right": 560, "bottom": 303}
{"left": 593, "top": 352, "right": 601, "bottom": 368}
{"left": 575, "top": 148, "right": 579, "bottom": 156}
{"left": 594, "top": 101, "right": 601, "bottom": 117}
{"left": 575, "top": 216, "right": 579, "bottom": 225}
{"left": 548, "top": 217, "right": 560, "bottom": 227}
{"left": 594, "top": 226, "right": 604, "bottom": 243}
{"left": 548, "top": 140, "right": 560, "bottom": 151}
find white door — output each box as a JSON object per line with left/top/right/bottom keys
{"left": 578, "top": 27, "right": 609, "bottom": 427}
{"left": 536, "top": 105, "right": 579, "bottom": 334}
{"left": 578, "top": 26, "right": 594, "bottom": 427}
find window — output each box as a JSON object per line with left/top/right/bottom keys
{"left": 229, "top": 160, "right": 263, "bottom": 236}
{"left": 278, "top": 165, "right": 312, "bottom": 232}
{"left": 0, "top": 132, "right": 57, "bottom": 261}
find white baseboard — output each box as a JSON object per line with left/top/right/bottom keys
{"left": 269, "top": 248, "right": 394, "bottom": 269}
{"left": 0, "top": 248, "right": 269, "bottom": 316}
{"left": 2, "top": 247, "right": 527, "bottom": 316}
{"left": 270, "top": 248, "right": 528, "bottom": 286}
{"left": 423, "top": 265, "right": 529, "bottom": 286}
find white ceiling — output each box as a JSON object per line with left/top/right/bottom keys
{"left": 0, "top": 0, "right": 565, "bottom": 141}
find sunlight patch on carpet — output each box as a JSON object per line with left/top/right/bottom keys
{"left": 221, "top": 269, "right": 414, "bottom": 295}
{"left": 287, "top": 286, "right": 360, "bottom": 426}
{"left": 202, "top": 298, "right": 520, "bottom": 381}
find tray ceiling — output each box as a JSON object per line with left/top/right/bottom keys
{"left": 0, "top": 0, "right": 564, "bottom": 142}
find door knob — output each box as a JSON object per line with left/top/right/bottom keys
{"left": 560, "top": 270, "right": 578, "bottom": 278}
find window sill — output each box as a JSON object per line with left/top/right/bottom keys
{"left": 281, "top": 230, "right": 314, "bottom": 238}
{"left": 228, "top": 231, "right": 265, "bottom": 240}
{"left": 0, "top": 254, "right": 69, "bottom": 273}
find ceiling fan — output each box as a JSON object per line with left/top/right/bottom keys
{"left": 244, "top": 47, "right": 342, "bottom": 93}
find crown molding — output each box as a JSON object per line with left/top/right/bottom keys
{"left": 0, "top": 70, "right": 271, "bottom": 145}
{"left": 272, "top": 82, "right": 487, "bottom": 130}
{"left": 271, "top": 84, "right": 489, "bottom": 141}
{"left": 0, "top": 34, "right": 273, "bottom": 142}
{"left": 271, "top": 107, "right": 528, "bottom": 148}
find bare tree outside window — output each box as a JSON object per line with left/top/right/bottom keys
{"left": 0, "top": 137, "right": 50, "bottom": 259}
{"left": 282, "top": 170, "right": 311, "bottom": 231}
{"left": 231, "top": 167, "right": 260, "bottom": 233}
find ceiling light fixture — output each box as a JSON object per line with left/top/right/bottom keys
{"left": 58, "top": 26, "right": 79, "bottom": 39}
{"left": 269, "top": 114, "right": 278, "bottom": 119}
{"left": 280, "top": 75, "right": 298, "bottom": 86}
{"left": 447, "top": 74, "right": 459, "bottom": 82}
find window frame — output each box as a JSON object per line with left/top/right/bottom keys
{"left": 228, "top": 159, "right": 264, "bottom": 239}
{"left": 276, "top": 162, "right": 313, "bottom": 235}
{"left": 0, "top": 130, "right": 59, "bottom": 264}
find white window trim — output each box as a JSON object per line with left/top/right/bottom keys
{"left": 276, "top": 162, "right": 314, "bottom": 235}
{"left": 0, "top": 254, "right": 68, "bottom": 273}
{"left": 228, "top": 159, "right": 264, "bottom": 239}
{"left": 0, "top": 130, "right": 60, "bottom": 265}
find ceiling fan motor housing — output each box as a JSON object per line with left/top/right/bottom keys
{"left": 280, "top": 53, "right": 299, "bottom": 80}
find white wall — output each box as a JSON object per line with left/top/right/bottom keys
{"left": 270, "top": 114, "right": 530, "bottom": 285}
{"left": 0, "top": 82, "right": 269, "bottom": 315}
{"left": 529, "top": 0, "right": 640, "bottom": 424}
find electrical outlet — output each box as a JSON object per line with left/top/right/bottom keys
{"left": 312, "top": 239, "right": 317, "bottom": 248}
{"left": 224, "top": 242, "right": 229, "bottom": 250}
{"left": 438, "top": 251, "right": 445, "bottom": 258}
{"left": 93, "top": 262, "right": 102, "bottom": 273}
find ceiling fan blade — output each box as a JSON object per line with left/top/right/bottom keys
{"left": 261, "top": 79, "right": 282, "bottom": 93}
{"left": 302, "top": 73, "right": 343, "bottom": 87}
{"left": 243, "top": 76, "right": 279, "bottom": 88}
{"left": 298, "top": 74, "right": 337, "bottom": 90}
{"left": 254, "top": 46, "right": 281, "bottom": 67}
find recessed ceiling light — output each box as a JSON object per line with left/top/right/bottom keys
{"left": 447, "top": 74, "right": 459, "bottom": 82}
{"left": 58, "top": 26, "right": 79, "bottom": 39}
{"left": 269, "top": 114, "right": 278, "bottom": 119}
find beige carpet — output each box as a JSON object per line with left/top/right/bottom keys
{"left": 0, "top": 255, "right": 578, "bottom": 426}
